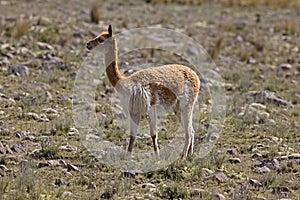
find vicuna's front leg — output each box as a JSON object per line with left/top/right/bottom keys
{"left": 148, "top": 106, "right": 159, "bottom": 156}
{"left": 128, "top": 115, "right": 140, "bottom": 153}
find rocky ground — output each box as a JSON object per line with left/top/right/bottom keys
{"left": 0, "top": 0, "right": 300, "bottom": 199}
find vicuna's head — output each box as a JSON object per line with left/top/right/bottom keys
{"left": 86, "top": 25, "right": 114, "bottom": 50}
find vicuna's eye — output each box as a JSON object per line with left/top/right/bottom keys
{"left": 98, "top": 38, "right": 104, "bottom": 43}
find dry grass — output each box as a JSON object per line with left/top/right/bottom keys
{"left": 90, "top": 4, "right": 101, "bottom": 24}
{"left": 12, "top": 19, "right": 29, "bottom": 38}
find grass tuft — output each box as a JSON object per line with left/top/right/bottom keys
{"left": 12, "top": 20, "right": 29, "bottom": 38}
{"left": 90, "top": 4, "right": 101, "bottom": 24}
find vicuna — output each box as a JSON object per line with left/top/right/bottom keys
{"left": 86, "top": 25, "right": 200, "bottom": 158}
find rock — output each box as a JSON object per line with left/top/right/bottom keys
{"left": 37, "top": 16, "right": 52, "bottom": 26}
{"left": 292, "top": 185, "right": 300, "bottom": 190}
{"left": 142, "top": 183, "right": 156, "bottom": 189}
{"left": 42, "top": 108, "right": 58, "bottom": 114}
{"left": 59, "top": 145, "right": 76, "bottom": 152}
{"left": 37, "top": 162, "right": 50, "bottom": 168}
{"left": 228, "top": 158, "right": 241, "bottom": 164}
{"left": 9, "top": 65, "right": 29, "bottom": 76}
{"left": 254, "top": 158, "right": 280, "bottom": 170}
{"left": 0, "top": 92, "right": 16, "bottom": 105}
{"left": 272, "top": 186, "right": 291, "bottom": 197}
{"left": 227, "top": 149, "right": 238, "bottom": 155}
{"left": 25, "top": 135, "right": 36, "bottom": 141}
{"left": 248, "top": 91, "right": 293, "bottom": 108}
{"left": 247, "top": 57, "right": 256, "bottom": 64}
{"left": 205, "top": 171, "right": 228, "bottom": 183}
{"left": 0, "top": 164, "right": 9, "bottom": 172}
{"left": 14, "top": 130, "right": 29, "bottom": 138}
{"left": 249, "top": 103, "right": 266, "bottom": 110}
{"left": 62, "top": 191, "right": 73, "bottom": 197}
{"left": 37, "top": 42, "right": 54, "bottom": 50}
{"left": 253, "top": 166, "right": 271, "bottom": 174}
{"left": 249, "top": 178, "right": 262, "bottom": 187}
{"left": 252, "top": 153, "right": 262, "bottom": 159}
{"left": 215, "top": 193, "right": 226, "bottom": 200}
{"left": 67, "top": 163, "right": 80, "bottom": 172}
{"left": 87, "top": 182, "right": 97, "bottom": 189}
{"left": 25, "top": 112, "right": 40, "bottom": 120}
{"left": 278, "top": 63, "right": 292, "bottom": 71}
{"left": 60, "top": 159, "right": 68, "bottom": 168}
{"left": 11, "top": 143, "right": 26, "bottom": 153}
{"left": 47, "top": 160, "right": 61, "bottom": 166}
{"left": 67, "top": 127, "right": 79, "bottom": 136}
{"left": 255, "top": 196, "right": 267, "bottom": 200}
{"left": 124, "top": 169, "right": 143, "bottom": 178}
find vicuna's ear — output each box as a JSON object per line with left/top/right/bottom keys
{"left": 108, "top": 25, "right": 112, "bottom": 37}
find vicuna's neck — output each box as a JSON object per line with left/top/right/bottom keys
{"left": 105, "top": 38, "right": 122, "bottom": 87}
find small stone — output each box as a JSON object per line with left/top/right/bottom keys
{"left": 25, "top": 135, "right": 36, "bottom": 141}
{"left": 37, "top": 16, "right": 52, "bottom": 26}
{"left": 142, "top": 183, "right": 156, "bottom": 189}
{"left": 247, "top": 57, "right": 256, "bottom": 64}
{"left": 48, "top": 160, "right": 61, "bottom": 166}
{"left": 288, "top": 154, "right": 300, "bottom": 160}
{"left": 252, "top": 153, "right": 262, "bottom": 159}
{"left": 62, "top": 191, "right": 73, "bottom": 197}
{"left": 124, "top": 169, "right": 143, "bottom": 178}
{"left": 227, "top": 149, "right": 238, "bottom": 155}
{"left": 254, "top": 158, "right": 280, "bottom": 170}
{"left": 249, "top": 178, "right": 262, "bottom": 187}
{"left": 59, "top": 145, "right": 76, "bottom": 152}
{"left": 14, "top": 130, "right": 28, "bottom": 138}
{"left": 248, "top": 91, "right": 293, "bottom": 108}
{"left": 42, "top": 108, "right": 58, "bottom": 114}
{"left": 272, "top": 186, "right": 291, "bottom": 197}
{"left": 205, "top": 171, "right": 228, "bottom": 183}
{"left": 255, "top": 195, "right": 267, "bottom": 200}
{"left": 67, "top": 163, "right": 80, "bottom": 172}
{"left": 37, "top": 162, "right": 50, "bottom": 168}
{"left": 228, "top": 158, "right": 241, "bottom": 164}
{"left": 0, "top": 164, "right": 9, "bottom": 172}
{"left": 11, "top": 143, "right": 26, "bottom": 153}
{"left": 215, "top": 193, "right": 226, "bottom": 200}
{"left": 278, "top": 63, "right": 292, "bottom": 71}
{"left": 25, "top": 112, "right": 40, "bottom": 120}
{"left": 87, "top": 182, "right": 97, "bottom": 189}
{"left": 250, "top": 103, "right": 266, "bottom": 111}
{"left": 253, "top": 166, "right": 271, "bottom": 174}
{"left": 60, "top": 159, "right": 68, "bottom": 168}
{"left": 62, "top": 169, "right": 73, "bottom": 177}
{"left": 37, "top": 42, "right": 54, "bottom": 50}
{"left": 9, "top": 65, "right": 29, "bottom": 76}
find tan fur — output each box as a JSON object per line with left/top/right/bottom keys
{"left": 87, "top": 25, "right": 200, "bottom": 158}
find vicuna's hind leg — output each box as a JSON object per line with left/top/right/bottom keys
{"left": 147, "top": 106, "right": 159, "bottom": 156}
{"left": 180, "top": 105, "right": 195, "bottom": 159}
{"left": 128, "top": 114, "right": 140, "bottom": 153}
